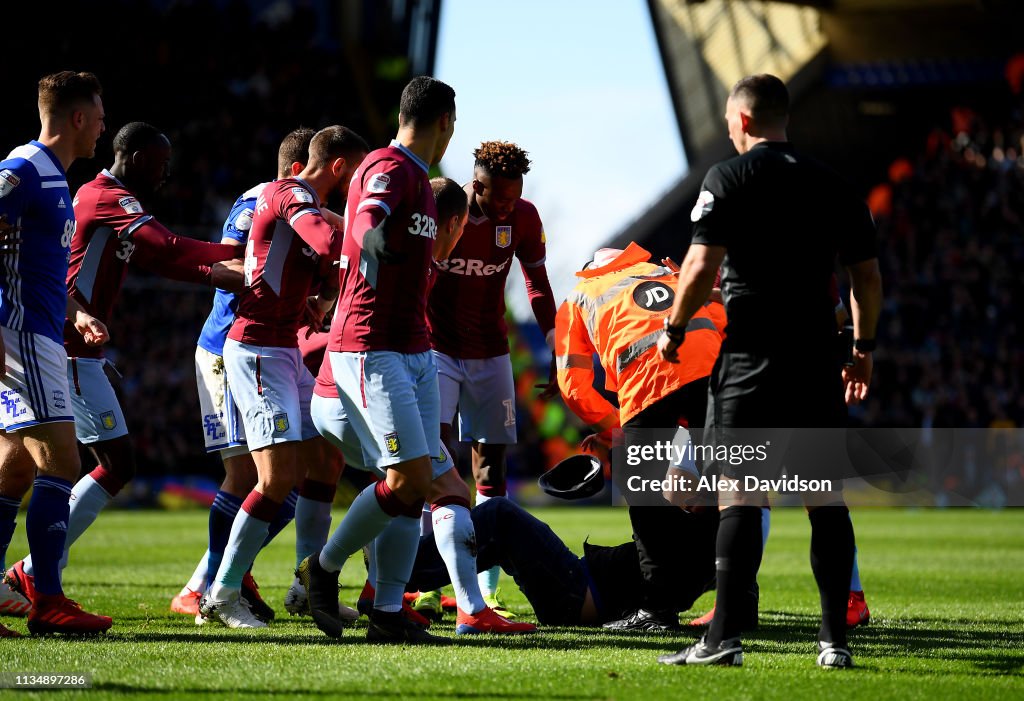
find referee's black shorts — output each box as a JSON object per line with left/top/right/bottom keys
{"left": 705, "top": 350, "right": 846, "bottom": 480}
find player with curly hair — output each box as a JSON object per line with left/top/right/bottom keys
{"left": 425, "top": 140, "right": 557, "bottom": 615}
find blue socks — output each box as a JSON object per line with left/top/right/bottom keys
{"left": 206, "top": 491, "right": 242, "bottom": 581}
{"left": 26, "top": 476, "right": 73, "bottom": 595}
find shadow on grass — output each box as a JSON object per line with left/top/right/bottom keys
{"left": 744, "top": 610, "right": 1024, "bottom": 675}
{"left": 62, "top": 610, "right": 1024, "bottom": 676}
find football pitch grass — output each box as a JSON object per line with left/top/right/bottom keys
{"left": 1, "top": 507, "right": 1022, "bottom": 700}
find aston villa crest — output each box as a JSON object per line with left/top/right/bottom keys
{"left": 495, "top": 225, "right": 512, "bottom": 248}
{"left": 273, "top": 413, "right": 290, "bottom": 433}
{"left": 384, "top": 432, "right": 401, "bottom": 455}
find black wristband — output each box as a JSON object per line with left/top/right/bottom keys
{"left": 854, "top": 338, "right": 877, "bottom": 353}
{"left": 663, "top": 317, "right": 685, "bottom": 341}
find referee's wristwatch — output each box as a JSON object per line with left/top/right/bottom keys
{"left": 663, "top": 317, "right": 685, "bottom": 344}
{"left": 853, "top": 338, "right": 876, "bottom": 353}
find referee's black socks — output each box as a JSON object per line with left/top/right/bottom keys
{"left": 809, "top": 505, "right": 855, "bottom": 648}
{"left": 707, "top": 505, "right": 763, "bottom": 646}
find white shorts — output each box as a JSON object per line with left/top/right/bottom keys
{"left": 223, "top": 339, "right": 317, "bottom": 452}
{"left": 0, "top": 327, "right": 74, "bottom": 432}
{"left": 195, "top": 346, "right": 247, "bottom": 458}
{"left": 435, "top": 351, "right": 517, "bottom": 444}
{"left": 311, "top": 392, "right": 455, "bottom": 481}
{"left": 331, "top": 350, "right": 441, "bottom": 470}
{"left": 67, "top": 356, "right": 129, "bottom": 444}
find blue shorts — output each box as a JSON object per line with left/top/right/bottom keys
{"left": 330, "top": 350, "right": 441, "bottom": 470}
{"left": 223, "top": 339, "right": 317, "bottom": 451}
{"left": 0, "top": 327, "right": 74, "bottom": 432}
{"left": 195, "top": 346, "right": 247, "bottom": 458}
{"left": 67, "top": 356, "right": 128, "bottom": 444}
{"left": 435, "top": 351, "right": 517, "bottom": 444}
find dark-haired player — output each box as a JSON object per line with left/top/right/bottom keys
{"left": 300, "top": 76, "right": 460, "bottom": 645}
{"left": 173, "top": 128, "right": 330, "bottom": 622}
{"left": 427, "top": 140, "right": 556, "bottom": 610}
{"left": 0, "top": 71, "right": 112, "bottom": 636}
{"left": 5, "top": 120, "right": 242, "bottom": 626}
{"left": 200, "top": 126, "right": 368, "bottom": 629}
{"left": 308, "top": 176, "right": 534, "bottom": 635}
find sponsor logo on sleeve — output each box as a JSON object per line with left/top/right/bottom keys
{"left": 540, "top": 229, "right": 546, "bottom": 245}
{"left": 291, "top": 187, "right": 314, "bottom": 204}
{"left": 495, "top": 225, "right": 512, "bottom": 248}
{"left": 690, "top": 190, "right": 714, "bottom": 222}
{"left": 234, "top": 207, "right": 254, "bottom": 232}
{"left": 384, "top": 432, "right": 401, "bottom": 456}
{"left": 0, "top": 169, "right": 21, "bottom": 198}
{"left": 118, "top": 196, "right": 144, "bottom": 215}
{"left": 367, "top": 173, "right": 391, "bottom": 194}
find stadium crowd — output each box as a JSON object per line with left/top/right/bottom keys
{"left": 857, "top": 77, "right": 1024, "bottom": 501}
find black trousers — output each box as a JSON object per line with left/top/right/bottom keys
{"left": 622, "top": 377, "right": 713, "bottom": 613}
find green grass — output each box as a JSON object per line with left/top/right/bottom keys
{"left": 1, "top": 508, "right": 1022, "bottom": 700}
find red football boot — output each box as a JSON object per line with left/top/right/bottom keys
{"left": 170, "top": 589, "right": 201, "bottom": 616}
{"left": 4, "top": 561, "right": 37, "bottom": 606}
{"left": 456, "top": 606, "right": 537, "bottom": 635}
{"left": 847, "top": 590, "right": 871, "bottom": 628}
{"left": 28, "top": 594, "right": 112, "bottom": 635}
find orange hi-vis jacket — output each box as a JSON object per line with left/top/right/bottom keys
{"left": 555, "top": 242, "right": 725, "bottom": 429}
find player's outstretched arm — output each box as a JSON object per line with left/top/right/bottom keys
{"left": 128, "top": 219, "right": 239, "bottom": 285}
{"left": 211, "top": 259, "right": 245, "bottom": 293}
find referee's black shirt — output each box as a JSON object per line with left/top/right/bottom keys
{"left": 690, "top": 141, "right": 876, "bottom": 356}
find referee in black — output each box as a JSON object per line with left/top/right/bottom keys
{"left": 654, "top": 74, "right": 882, "bottom": 668}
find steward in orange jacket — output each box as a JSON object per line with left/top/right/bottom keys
{"left": 555, "top": 242, "right": 725, "bottom": 434}
{"left": 554, "top": 242, "right": 726, "bottom": 629}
